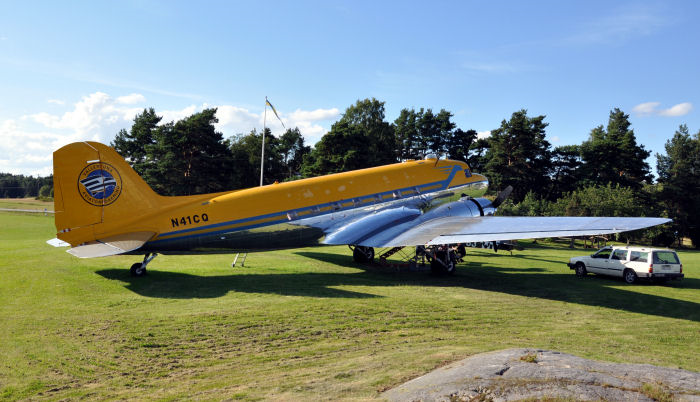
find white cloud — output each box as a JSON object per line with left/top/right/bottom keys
{"left": 288, "top": 108, "right": 340, "bottom": 122}
{"left": 659, "top": 102, "right": 693, "bottom": 117}
{"left": 566, "top": 6, "right": 667, "bottom": 45}
{"left": 116, "top": 93, "right": 147, "bottom": 105}
{"left": 159, "top": 104, "right": 337, "bottom": 145}
{"left": 632, "top": 102, "right": 660, "bottom": 116}
{"left": 0, "top": 119, "right": 68, "bottom": 176}
{"left": 47, "top": 99, "right": 65, "bottom": 105}
{"left": 477, "top": 130, "right": 491, "bottom": 139}
{"left": 632, "top": 102, "right": 692, "bottom": 117}
{"left": 1, "top": 92, "right": 148, "bottom": 175}
{"left": 158, "top": 105, "right": 199, "bottom": 124}
{"left": 1, "top": 91, "right": 338, "bottom": 175}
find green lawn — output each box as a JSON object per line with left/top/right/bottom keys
{"left": 0, "top": 198, "right": 53, "bottom": 211}
{"left": 1, "top": 211, "right": 698, "bottom": 400}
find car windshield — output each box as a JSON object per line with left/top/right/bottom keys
{"left": 652, "top": 251, "right": 680, "bottom": 264}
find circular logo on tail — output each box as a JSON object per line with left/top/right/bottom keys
{"left": 77, "top": 163, "right": 122, "bottom": 206}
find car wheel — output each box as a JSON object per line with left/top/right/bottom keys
{"left": 623, "top": 269, "right": 637, "bottom": 284}
{"left": 575, "top": 262, "right": 587, "bottom": 277}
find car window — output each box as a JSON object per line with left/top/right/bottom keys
{"left": 629, "top": 251, "right": 649, "bottom": 262}
{"left": 593, "top": 249, "right": 612, "bottom": 259}
{"left": 653, "top": 251, "right": 680, "bottom": 264}
{"left": 611, "top": 249, "right": 628, "bottom": 261}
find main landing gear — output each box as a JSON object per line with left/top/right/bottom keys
{"left": 130, "top": 253, "right": 158, "bottom": 277}
{"left": 427, "top": 245, "right": 457, "bottom": 275}
{"left": 350, "top": 246, "right": 375, "bottom": 263}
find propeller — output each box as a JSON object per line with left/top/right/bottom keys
{"left": 492, "top": 185, "right": 513, "bottom": 208}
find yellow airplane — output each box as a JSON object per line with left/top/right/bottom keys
{"left": 48, "top": 141, "right": 670, "bottom": 276}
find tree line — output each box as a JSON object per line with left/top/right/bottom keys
{"left": 110, "top": 99, "right": 699, "bottom": 247}
{"left": 0, "top": 173, "right": 53, "bottom": 199}
{"left": 3, "top": 97, "right": 696, "bottom": 247}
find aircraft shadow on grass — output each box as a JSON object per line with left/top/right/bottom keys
{"left": 96, "top": 251, "right": 700, "bottom": 323}
{"left": 298, "top": 251, "right": 700, "bottom": 323}
{"left": 96, "top": 268, "right": 380, "bottom": 299}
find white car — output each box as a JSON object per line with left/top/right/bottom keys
{"left": 568, "top": 246, "right": 683, "bottom": 284}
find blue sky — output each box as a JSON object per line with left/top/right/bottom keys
{"left": 1, "top": 0, "right": 698, "bottom": 176}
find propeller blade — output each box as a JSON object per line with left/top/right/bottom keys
{"left": 492, "top": 185, "right": 513, "bottom": 208}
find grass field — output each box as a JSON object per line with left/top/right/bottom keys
{"left": 1, "top": 211, "right": 698, "bottom": 401}
{"left": 0, "top": 198, "right": 53, "bottom": 212}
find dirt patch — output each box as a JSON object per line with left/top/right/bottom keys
{"left": 382, "top": 348, "right": 700, "bottom": 401}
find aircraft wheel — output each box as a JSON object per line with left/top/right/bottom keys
{"left": 623, "top": 269, "right": 637, "bottom": 284}
{"left": 130, "top": 262, "right": 146, "bottom": 277}
{"left": 430, "top": 249, "right": 456, "bottom": 275}
{"left": 575, "top": 262, "right": 587, "bottom": 277}
{"left": 352, "top": 246, "right": 374, "bottom": 263}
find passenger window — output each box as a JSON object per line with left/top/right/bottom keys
{"left": 611, "top": 250, "right": 628, "bottom": 261}
{"left": 653, "top": 251, "right": 680, "bottom": 264}
{"left": 594, "top": 249, "right": 611, "bottom": 259}
{"left": 629, "top": 251, "right": 649, "bottom": 262}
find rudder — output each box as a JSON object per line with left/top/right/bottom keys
{"left": 53, "top": 141, "right": 163, "bottom": 248}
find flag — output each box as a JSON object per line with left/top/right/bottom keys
{"left": 266, "top": 99, "right": 286, "bottom": 129}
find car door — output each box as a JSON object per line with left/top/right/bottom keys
{"left": 607, "top": 249, "right": 629, "bottom": 277}
{"left": 587, "top": 247, "right": 612, "bottom": 273}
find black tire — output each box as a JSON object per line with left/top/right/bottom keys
{"left": 430, "top": 250, "right": 456, "bottom": 275}
{"left": 352, "top": 246, "right": 374, "bottom": 263}
{"left": 623, "top": 269, "right": 637, "bottom": 284}
{"left": 130, "top": 262, "right": 146, "bottom": 277}
{"left": 575, "top": 262, "right": 587, "bottom": 277}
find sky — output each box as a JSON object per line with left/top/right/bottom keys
{"left": 1, "top": 0, "right": 699, "bottom": 177}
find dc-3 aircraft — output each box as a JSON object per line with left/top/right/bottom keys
{"left": 48, "top": 141, "right": 670, "bottom": 276}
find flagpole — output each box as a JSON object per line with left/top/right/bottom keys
{"left": 260, "top": 97, "right": 267, "bottom": 186}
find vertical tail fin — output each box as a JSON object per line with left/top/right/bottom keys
{"left": 53, "top": 141, "right": 163, "bottom": 249}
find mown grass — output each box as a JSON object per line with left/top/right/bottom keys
{"left": 1, "top": 211, "right": 698, "bottom": 400}
{"left": 0, "top": 198, "right": 53, "bottom": 211}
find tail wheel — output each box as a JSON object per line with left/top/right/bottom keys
{"left": 130, "top": 262, "right": 146, "bottom": 277}
{"left": 623, "top": 269, "right": 637, "bottom": 284}
{"left": 575, "top": 262, "right": 587, "bottom": 277}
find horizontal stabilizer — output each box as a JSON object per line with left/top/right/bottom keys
{"left": 46, "top": 238, "right": 71, "bottom": 247}
{"left": 369, "top": 216, "right": 671, "bottom": 247}
{"left": 66, "top": 232, "right": 155, "bottom": 258}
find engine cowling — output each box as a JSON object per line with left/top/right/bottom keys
{"left": 420, "top": 197, "right": 496, "bottom": 221}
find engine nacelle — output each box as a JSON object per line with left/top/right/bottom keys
{"left": 421, "top": 197, "right": 496, "bottom": 221}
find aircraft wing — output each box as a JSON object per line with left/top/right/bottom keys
{"left": 323, "top": 215, "right": 671, "bottom": 247}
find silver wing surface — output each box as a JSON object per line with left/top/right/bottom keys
{"left": 323, "top": 215, "right": 671, "bottom": 247}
